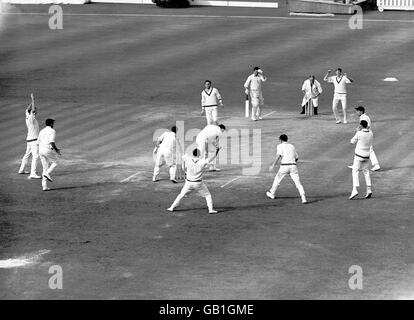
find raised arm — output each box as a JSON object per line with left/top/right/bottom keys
{"left": 344, "top": 73, "right": 354, "bottom": 83}
{"left": 323, "top": 70, "right": 331, "bottom": 82}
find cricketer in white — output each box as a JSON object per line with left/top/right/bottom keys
{"left": 18, "top": 93, "right": 41, "bottom": 179}
{"left": 153, "top": 126, "right": 183, "bottom": 183}
{"left": 167, "top": 146, "right": 221, "bottom": 214}
{"left": 201, "top": 80, "right": 223, "bottom": 125}
{"left": 244, "top": 66, "right": 267, "bottom": 121}
{"left": 349, "top": 119, "right": 373, "bottom": 200}
{"left": 266, "top": 134, "right": 307, "bottom": 204}
{"left": 37, "top": 118, "right": 61, "bottom": 191}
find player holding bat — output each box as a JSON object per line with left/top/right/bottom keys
{"left": 153, "top": 126, "right": 184, "bottom": 183}
{"left": 244, "top": 67, "right": 267, "bottom": 121}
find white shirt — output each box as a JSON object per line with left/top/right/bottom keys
{"left": 244, "top": 74, "right": 267, "bottom": 91}
{"left": 197, "top": 124, "right": 222, "bottom": 144}
{"left": 359, "top": 114, "right": 371, "bottom": 129}
{"left": 37, "top": 126, "right": 56, "bottom": 150}
{"left": 302, "top": 79, "right": 322, "bottom": 97}
{"left": 277, "top": 142, "right": 299, "bottom": 165}
{"left": 201, "top": 88, "right": 222, "bottom": 107}
{"left": 25, "top": 110, "right": 39, "bottom": 141}
{"left": 157, "top": 131, "right": 176, "bottom": 152}
{"left": 351, "top": 129, "right": 373, "bottom": 158}
{"left": 327, "top": 75, "right": 351, "bottom": 94}
{"left": 182, "top": 154, "right": 209, "bottom": 181}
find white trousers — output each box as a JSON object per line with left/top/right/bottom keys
{"left": 19, "top": 140, "right": 39, "bottom": 175}
{"left": 205, "top": 106, "right": 218, "bottom": 125}
{"left": 270, "top": 165, "right": 305, "bottom": 196}
{"left": 39, "top": 148, "right": 58, "bottom": 188}
{"left": 352, "top": 156, "right": 371, "bottom": 189}
{"left": 250, "top": 90, "right": 264, "bottom": 120}
{"left": 369, "top": 147, "right": 379, "bottom": 166}
{"left": 170, "top": 180, "right": 213, "bottom": 211}
{"left": 153, "top": 149, "right": 176, "bottom": 180}
{"left": 332, "top": 93, "right": 347, "bottom": 122}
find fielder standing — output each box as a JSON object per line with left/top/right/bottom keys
{"left": 167, "top": 147, "right": 220, "bottom": 214}
{"left": 196, "top": 123, "right": 226, "bottom": 171}
{"left": 323, "top": 68, "right": 354, "bottom": 124}
{"left": 300, "top": 75, "right": 322, "bottom": 115}
{"left": 348, "top": 106, "right": 380, "bottom": 171}
{"left": 201, "top": 80, "right": 223, "bottom": 125}
{"left": 244, "top": 67, "right": 267, "bottom": 121}
{"left": 349, "top": 120, "right": 373, "bottom": 199}
{"left": 153, "top": 126, "right": 182, "bottom": 183}
{"left": 266, "top": 134, "right": 307, "bottom": 204}
{"left": 18, "top": 93, "right": 41, "bottom": 179}
{"left": 38, "top": 118, "right": 61, "bottom": 191}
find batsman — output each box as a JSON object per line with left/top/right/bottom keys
{"left": 153, "top": 126, "right": 184, "bottom": 183}
{"left": 244, "top": 66, "right": 267, "bottom": 121}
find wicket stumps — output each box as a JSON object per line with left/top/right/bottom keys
{"left": 305, "top": 98, "right": 314, "bottom": 116}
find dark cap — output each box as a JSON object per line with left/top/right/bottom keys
{"left": 355, "top": 106, "right": 365, "bottom": 113}
{"left": 45, "top": 118, "right": 55, "bottom": 126}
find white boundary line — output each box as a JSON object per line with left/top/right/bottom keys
{"left": 263, "top": 110, "right": 276, "bottom": 118}
{"left": 220, "top": 176, "right": 242, "bottom": 188}
{"left": 0, "top": 12, "right": 413, "bottom": 23}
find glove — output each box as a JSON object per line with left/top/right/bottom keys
{"left": 244, "top": 89, "right": 249, "bottom": 96}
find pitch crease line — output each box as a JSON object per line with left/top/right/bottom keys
{"left": 220, "top": 176, "right": 242, "bottom": 188}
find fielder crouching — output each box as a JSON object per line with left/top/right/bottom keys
{"left": 167, "top": 147, "right": 221, "bottom": 214}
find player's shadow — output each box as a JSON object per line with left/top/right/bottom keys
{"left": 51, "top": 181, "right": 120, "bottom": 191}
{"left": 174, "top": 194, "right": 341, "bottom": 214}
{"left": 374, "top": 165, "right": 414, "bottom": 172}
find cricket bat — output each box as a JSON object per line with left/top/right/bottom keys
{"left": 245, "top": 94, "right": 249, "bottom": 118}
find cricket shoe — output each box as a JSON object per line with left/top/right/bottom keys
{"left": 18, "top": 170, "right": 29, "bottom": 174}
{"left": 301, "top": 196, "right": 308, "bottom": 204}
{"left": 347, "top": 165, "right": 353, "bottom": 169}
{"left": 43, "top": 174, "right": 53, "bottom": 182}
{"left": 365, "top": 192, "right": 372, "bottom": 199}
{"left": 209, "top": 210, "right": 218, "bottom": 214}
{"left": 42, "top": 187, "right": 51, "bottom": 192}
{"left": 349, "top": 190, "right": 358, "bottom": 200}
{"left": 343, "top": 120, "right": 348, "bottom": 124}
{"left": 258, "top": 116, "right": 263, "bottom": 120}
{"left": 266, "top": 191, "right": 275, "bottom": 199}
{"left": 371, "top": 165, "right": 381, "bottom": 171}
{"left": 167, "top": 207, "right": 174, "bottom": 212}
{"left": 170, "top": 179, "right": 178, "bottom": 183}
{"left": 28, "top": 174, "right": 41, "bottom": 179}
{"left": 152, "top": 177, "right": 159, "bottom": 182}
{"left": 209, "top": 168, "right": 220, "bottom": 172}
{"left": 336, "top": 120, "right": 342, "bottom": 124}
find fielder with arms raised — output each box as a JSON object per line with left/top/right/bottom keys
{"left": 18, "top": 93, "right": 41, "bottom": 179}
{"left": 167, "top": 147, "right": 221, "bottom": 214}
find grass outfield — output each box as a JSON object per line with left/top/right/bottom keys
{"left": 0, "top": 4, "right": 414, "bottom": 299}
